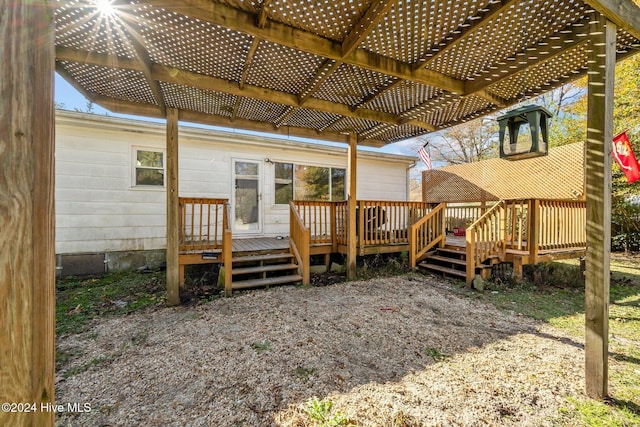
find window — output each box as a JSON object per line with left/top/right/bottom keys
{"left": 274, "top": 162, "right": 345, "bottom": 204}
{"left": 134, "top": 149, "right": 164, "bottom": 186}
{"left": 275, "top": 162, "right": 293, "bottom": 204}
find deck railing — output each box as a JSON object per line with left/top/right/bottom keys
{"left": 292, "top": 200, "right": 335, "bottom": 247}
{"left": 538, "top": 199, "right": 586, "bottom": 250}
{"left": 409, "top": 202, "right": 447, "bottom": 267}
{"left": 289, "top": 202, "right": 311, "bottom": 285}
{"left": 179, "top": 197, "right": 228, "bottom": 251}
{"left": 465, "top": 201, "right": 507, "bottom": 284}
{"left": 356, "top": 200, "right": 431, "bottom": 249}
{"left": 465, "top": 198, "right": 586, "bottom": 284}
{"left": 445, "top": 203, "right": 491, "bottom": 231}
{"left": 504, "top": 199, "right": 529, "bottom": 251}
{"left": 292, "top": 200, "right": 433, "bottom": 251}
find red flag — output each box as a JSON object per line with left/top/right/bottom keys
{"left": 612, "top": 130, "right": 640, "bottom": 184}
{"left": 418, "top": 146, "right": 432, "bottom": 169}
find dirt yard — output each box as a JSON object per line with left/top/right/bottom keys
{"left": 55, "top": 275, "right": 586, "bottom": 426}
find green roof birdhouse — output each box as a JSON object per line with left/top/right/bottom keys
{"left": 498, "top": 105, "right": 552, "bottom": 160}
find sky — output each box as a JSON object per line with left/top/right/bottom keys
{"left": 54, "top": 73, "right": 428, "bottom": 163}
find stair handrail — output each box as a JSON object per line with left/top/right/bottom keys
{"left": 409, "top": 202, "right": 447, "bottom": 268}
{"left": 289, "top": 202, "right": 311, "bottom": 286}
{"left": 222, "top": 201, "right": 233, "bottom": 296}
{"left": 465, "top": 200, "right": 507, "bottom": 285}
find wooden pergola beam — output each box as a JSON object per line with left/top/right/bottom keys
{"left": 240, "top": 37, "right": 261, "bottom": 89}
{"left": 586, "top": 0, "right": 640, "bottom": 40}
{"left": 135, "top": 0, "right": 465, "bottom": 94}
{"left": 118, "top": 16, "right": 167, "bottom": 115}
{"left": 465, "top": 19, "right": 592, "bottom": 95}
{"left": 341, "top": 0, "right": 396, "bottom": 57}
{"left": 414, "top": 0, "right": 518, "bottom": 70}
{"left": 55, "top": 47, "right": 434, "bottom": 131}
{"left": 1, "top": 2, "right": 55, "bottom": 426}
{"left": 151, "top": 64, "right": 434, "bottom": 130}
{"left": 256, "top": 0, "right": 273, "bottom": 28}
{"left": 299, "top": 59, "right": 341, "bottom": 105}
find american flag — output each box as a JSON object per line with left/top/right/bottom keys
{"left": 418, "top": 145, "right": 432, "bottom": 169}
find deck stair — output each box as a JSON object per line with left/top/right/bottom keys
{"left": 418, "top": 246, "right": 468, "bottom": 279}
{"left": 230, "top": 252, "right": 302, "bottom": 290}
{"left": 418, "top": 244, "right": 498, "bottom": 281}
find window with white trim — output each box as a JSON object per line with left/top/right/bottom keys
{"left": 274, "top": 162, "right": 345, "bottom": 204}
{"left": 134, "top": 149, "right": 164, "bottom": 187}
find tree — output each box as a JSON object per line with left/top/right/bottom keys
{"left": 420, "top": 117, "right": 499, "bottom": 166}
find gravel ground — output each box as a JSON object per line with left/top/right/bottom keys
{"left": 55, "top": 275, "right": 585, "bottom": 426}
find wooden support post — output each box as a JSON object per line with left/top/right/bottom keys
{"left": 347, "top": 133, "right": 358, "bottom": 280}
{"left": 166, "top": 108, "right": 180, "bottom": 306}
{"left": 528, "top": 199, "right": 540, "bottom": 265}
{"left": 584, "top": 16, "right": 615, "bottom": 400}
{"left": 0, "top": 2, "right": 55, "bottom": 425}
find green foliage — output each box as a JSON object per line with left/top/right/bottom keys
{"left": 56, "top": 271, "right": 165, "bottom": 336}
{"left": 424, "top": 347, "right": 449, "bottom": 362}
{"left": 303, "top": 397, "right": 353, "bottom": 427}
{"left": 611, "top": 197, "right": 640, "bottom": 252}
{"left": 250, "top": 340, "right": 271, "bottom": 354}
{"left": 295, "top": 366, "right": 317, "bottom": 382}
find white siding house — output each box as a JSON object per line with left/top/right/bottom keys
{"left": 55, "top": 111, "right": 416, "bottom": 273}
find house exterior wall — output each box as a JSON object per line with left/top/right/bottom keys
{"left": 55, "top": 111, "right": 415, "bottom": 259}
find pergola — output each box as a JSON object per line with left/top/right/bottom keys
{"left": 2, "top": 0, "right": 640, "bottom": 424}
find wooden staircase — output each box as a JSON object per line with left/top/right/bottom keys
{"left": 418, "top": 246, "right": 467, "bottom": 279}
{"left": 230, "top": 251, "right": 303, "bottom": 290}
{"left": 418, "top": 244, "right": 495, "bottom": 282}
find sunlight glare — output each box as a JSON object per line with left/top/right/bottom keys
{"left": 94, "top": 0, "right": 116, "bottom": 17}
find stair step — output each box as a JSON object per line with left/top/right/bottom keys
{"left": 232, "top": 252, "right": 294, "bottom": 263}
{"left": 425, "top": 255, "right": 467, "bottom": 266}
{"left": 232, "top": 274, "right": 303, "bottom": 289}
{"left": 232, "top": 263, "right": 298, "bottom": 275}
{"left": 419, "top": 262, "right": 467, "bottom": 278}
{"left": 437, "top": 247, "right": 467, "bottom": 257}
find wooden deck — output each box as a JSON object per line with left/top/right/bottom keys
{"left": 232, "top": 237, "right": 290, "bottom": 253}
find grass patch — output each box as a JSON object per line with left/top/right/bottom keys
{"left": 303, "top": 397, "right": 354, "bottom": 427}
{"left": 251, "top": 340, "right": 271, "bottom": 354}
{"left": 56, "top": 271, "right": 165, "bottom": 336}
{"left": 463, "top": 255, "right": 640, "bottom": 426}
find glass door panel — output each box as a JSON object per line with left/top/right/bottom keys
{"left": 233, "top": 160, "right": 261, "bottom": 233}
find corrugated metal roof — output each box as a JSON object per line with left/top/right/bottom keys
{"left": 423, "top": 142, "right": 585, "bottom": 202}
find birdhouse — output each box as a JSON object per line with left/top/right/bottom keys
{"left": 498, "top": 105, "right": 552, "bottom": 160}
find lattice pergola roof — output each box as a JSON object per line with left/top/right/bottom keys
{"left": 54, "top": 0, "right": 640, "bottom": 146}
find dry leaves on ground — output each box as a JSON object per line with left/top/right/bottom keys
{"left": 56, "top": 275, "right": 585, "bottom": 426}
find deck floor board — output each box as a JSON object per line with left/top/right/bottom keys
{"left": 232, "top": 237, "right": 289, "bottom": 253}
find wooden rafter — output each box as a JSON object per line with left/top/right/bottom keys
{"left": 274, "top": 106, "right": 298, "bottom": 128}
{"left": 240, "top": 37, "right": 261, "bottom": 89}
{"left": 585, "top": 0, "right": 640, "bottom": 40}
{"left": 465, "top": 18, "right": 592, "bottom": 95}
{"left": 55, "top": 46, "right": 435, "bottom": 131}
{"left": 55, "top": 62, "right": 100, "bottom": 104}
{"left": 413, "top": 0, "right": 518, "bottom": 71}
{"left": 256, "top": 0, "right": 273, "bottom": 28}
{"left": 298, "top": 59, "right": 341, "bottom": 105}
{"left": 294, "top": 0, "right": 396, "bottom": 108}
{"left": 399, "top": 94, "right": 461, "bottom": 124}
{"left": 135, "top": 0, "right": 465, "bottom": 94}
{"left": 341, "top": 0, "right": 396, "bottom": 57}
{"left": 118, "top": 16, "right": 167, "bottom": 115}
